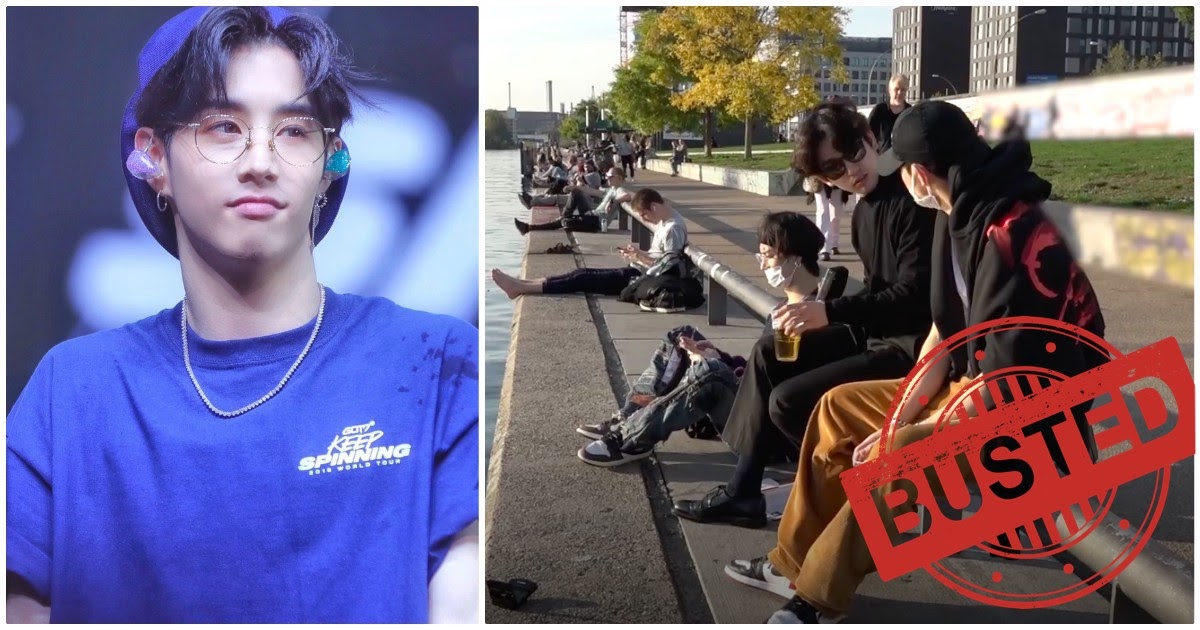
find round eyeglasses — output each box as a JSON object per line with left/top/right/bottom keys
{"left": 186, "top": 114, "right": 335, "bottom": 166}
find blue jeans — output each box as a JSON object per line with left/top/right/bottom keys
{"left": 618, "top": 325, "right": 740, "bottom": 450}
{"left": 620, "top": 358, "right": 739, "bottom": 450}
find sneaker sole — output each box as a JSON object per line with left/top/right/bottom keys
{"left": 723, "top": 565, "right": 794, "bottom": 599}
{"left": 671, "top": 508, "right": 768, "bottom": 529}
{"left": 576, "top": 448, "right": 653, "bottom": 468}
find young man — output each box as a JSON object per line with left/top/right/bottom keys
{"left": 575, "top": 212, "right": 826, "bottom": 467}
{"left": 492, "top": 188, "right": 686, "bottom": 299}
{"left": 672, "top": 103, "right": 938, "bottom": 532}
{"left": 867, "top": 74, "right": 911, "bottom": 153}
{"left": 750, "top": 100, "right": 1106, "bottom": 624}
{"left": 6, "top": 8, "right": 477, "bottom": 623}
{"left": 514, "top": 168, "right": 632, "bottom": 235}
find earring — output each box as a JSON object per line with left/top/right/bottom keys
{"left": 127, "top": 148, "right": 162, "bottom": 181}
{"left": 324, "top": 148, "right": 351, "bottom": 180}
{"left": 311, "top": 194, "right": 328, "bottom": 243}
{"left": 156, "top": 191, "right": 170, "bottom": 213}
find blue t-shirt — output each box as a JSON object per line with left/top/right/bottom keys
{"left": 6, "top": 289, "right": 478, "bottom": 623}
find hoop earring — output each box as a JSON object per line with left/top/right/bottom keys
{"left": 156, "top": 191, "right": 170, "bottom": 213}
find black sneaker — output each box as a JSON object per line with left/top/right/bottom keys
{"left": 831, "top": 247, "right": 840, "bottom": 256}
{"left": 576, "top": 415, "right": 620, "bottom": 439}
{"left": 577, "top": 431, "right": 653, "bottom": 468}
{"left": 638, "top": 299, "right": 685, "bottom": 314}
{"left": 767, "top": 596, "right": 845, "bottom": 624}
{"left": 724, "top": 556, "right": 794, "bottom": 598}
{"left": 672, "top": 485, "right": 767, "bottom": 529}
{"left": 517, "top": 192, "right": 532, "bottom": 210}
{"left": 513, "top": 217, "right": 531, "bottom": 236}
{"left": 820, "top": 252, "right": 831, "bottom": 262}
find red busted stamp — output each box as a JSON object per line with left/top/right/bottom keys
{"left": 841, "top": 316, "right": 1195, "bottom": 609}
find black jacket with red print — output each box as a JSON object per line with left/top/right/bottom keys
{"left": 931, "top": 140, "right": 1107, "bottom": 385}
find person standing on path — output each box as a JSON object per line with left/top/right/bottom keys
{"left": 867, "top": 74, "right": 911, "bottom": 153}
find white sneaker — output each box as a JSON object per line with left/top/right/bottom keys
{"left": 724, "top": 556, "right": 794, "bottom": 599}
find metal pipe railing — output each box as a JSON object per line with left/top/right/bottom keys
{"left": 620, "top": 201, "right": 777, "bottom": 325}
{"left": 1055, "top": 507, "right": 1194, "bottom": 624}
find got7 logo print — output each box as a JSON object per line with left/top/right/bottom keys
{"left": 298, "top": 420, "right": 412, "bottom": 475}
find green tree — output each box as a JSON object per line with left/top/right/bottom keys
{"left": 1174, "top": 6, "right": 1193, "bottom": 39}
{"left": 655, "top": 6, "right": 848, "bottom": 158}
{"left": 608, "top": 12, "right": 703, "bottom": 138}
{"left": 483, "top": 109, "right": 515, "bottom": 150}
{"left": 558, "top": 117, "right": 584, "bottom": 143}
{"left": 1091, "top": 42, "right": 1165, "bottom": 76}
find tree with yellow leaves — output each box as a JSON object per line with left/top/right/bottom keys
{"left": 655, "top": 6, "right": 848, "bottom": 158}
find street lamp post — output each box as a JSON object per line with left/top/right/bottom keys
{"left": 1086, "top": 39, "right": 1106, "bottom": 75}
{"left": 865, "top": 52, "right": 888, "bottom": 105}
{"left": 991, "top": 8, "right": 1047, "bottom": 91}
{"left": 930, "top": 73, "right": 959, "bottom": 96}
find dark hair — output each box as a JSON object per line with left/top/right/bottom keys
{"left": 757, "top": 211, "right": 823, "bottom": 277}
{"left": 136, "top": 7, "right": 369, "bottom": 143}
{"left": 791, "top": 103, "right": 871, "bottom": 177}
{"left": 632, "top": 188, "right": 664, "bottom": 211}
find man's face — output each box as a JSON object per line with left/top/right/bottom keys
{"left": 635, "top": 201, "right": 662, "bottom": 223}
{"left": 152, "top": 44, "right": 333, "bottom": 267}
{"left": 890, "top": 79, "right": 909, "bottom": 106}
{"left": 814, "top": 133, "right": 879, "bottom": 195}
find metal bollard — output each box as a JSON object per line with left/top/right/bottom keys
{"left": 707, "top": 277, "right": 727, "bottom": 325}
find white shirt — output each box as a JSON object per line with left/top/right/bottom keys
{"left": 649, "top": 209, "right": 687, "bottom": 259}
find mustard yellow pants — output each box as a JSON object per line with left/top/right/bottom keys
{"left": 767, "top": 376, "right": 971, "bottom": 617}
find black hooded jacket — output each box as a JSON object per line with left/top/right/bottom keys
{"left": 933, "top": 140, "right": 1107, "bottom": 383}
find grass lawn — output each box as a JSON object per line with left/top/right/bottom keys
{"left": 689, "top": 138, "right": 1194, "bottom": 212}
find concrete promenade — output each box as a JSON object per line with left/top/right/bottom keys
{"left": 486, "top": 168, "right": 1194, "bottom": 622}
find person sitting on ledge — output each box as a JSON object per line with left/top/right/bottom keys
{"left": 574, "top": 211, "right": 826, "bottom": 467}
{"left": 742, "top": 100, "right": 1106, "bottom": 625}
{"left": 491, "top": 188, "right": 685, "bottom": 300}
{"left": 513, "top": 168, "right": 632, "bottom": 235}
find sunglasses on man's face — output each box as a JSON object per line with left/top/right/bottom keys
{"left": 816, "top": 141, "right": 867, "bottom": 181}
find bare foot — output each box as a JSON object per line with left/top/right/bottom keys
{"left": 491, "top": 268, "right": 525, "bottom": 300}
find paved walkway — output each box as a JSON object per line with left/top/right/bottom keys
{"left": 489, "top": 167, "right": 1193, "bottom": 623}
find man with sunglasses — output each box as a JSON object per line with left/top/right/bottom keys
{"left": 673, "top": 103, "right": 937, "bottom": 557}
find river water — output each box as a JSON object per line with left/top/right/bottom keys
{"left": 483, "top": 150, "right": 522, "bottom": 471}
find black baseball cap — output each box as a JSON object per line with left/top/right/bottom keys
{"left": 877, "top": 101, "right": 988, "bottom": 177}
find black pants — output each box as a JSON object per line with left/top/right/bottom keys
{"left": 620, "top": 154, "right": 635, "bottom": 177}
{"left": 546, "top": 179, "right": 568, "bottom": 195}
{"left": 722, "top": 325, "right": 913, "bottom": 457}
{"left": 543, "top": 267, "right": 640, "bottom": 295}
{"left": 525, "top": 215, "right": 602, "bottom": 233}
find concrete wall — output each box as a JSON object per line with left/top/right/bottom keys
{"left": 643, "top": 158, "right": 800, "bottom": 197}
{"left": 1042, "top": 201, "right": 1193, "bottom": 289}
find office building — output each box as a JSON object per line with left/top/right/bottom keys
{"left": 892, "top": 6, "right": 972, "bottom": 99}
{"left": 816, "top": 37, "right": 893, "bottom": 106}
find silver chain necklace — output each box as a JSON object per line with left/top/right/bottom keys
{"left": 181, "top": 285, "right": 326, "bottom": 418}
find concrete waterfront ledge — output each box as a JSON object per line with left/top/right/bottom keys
{"left": 643, "top": 156, "right": 1193, "bottom": 289}
{"left": 485, "top": 206, "right": 683, "bottom": 623}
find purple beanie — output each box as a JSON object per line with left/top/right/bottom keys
{"left": 121, "top": 6, "right": 349, "bottom": 258}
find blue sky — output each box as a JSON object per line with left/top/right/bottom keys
{"left": 481, "top": 5, "right": 896, "bottom": 112}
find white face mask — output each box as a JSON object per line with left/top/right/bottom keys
{"left": 910, "top": 171, "right": 944, "bottom": 210}
{"left": 764, "top": 258, "right": 797, "bottom": 288}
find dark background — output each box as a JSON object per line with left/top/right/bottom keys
{"left": 7, "top": 7, "right": 480, "bottom": 409}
